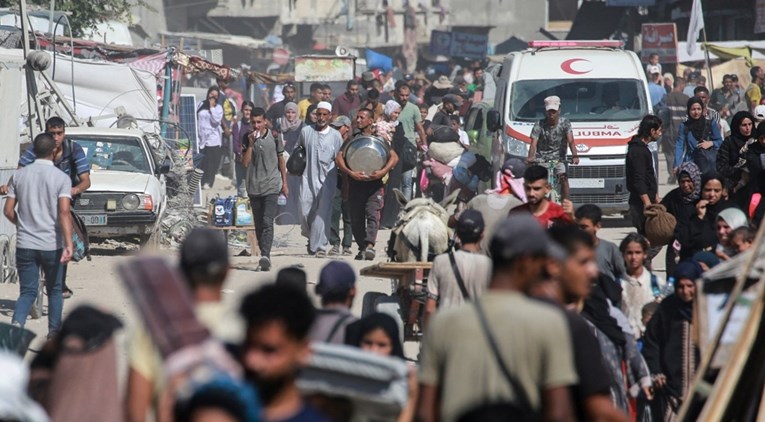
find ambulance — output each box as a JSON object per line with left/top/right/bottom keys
{"left": 493, "top": 40, "right": 653, "bottom": 213}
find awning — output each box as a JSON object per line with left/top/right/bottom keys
{"left": 566, "top": 2, "right": 625, "bottom": 40}
{"left": 677, "top": 41, "right": 765, "bottom": 63}
{"left": 158, "top": 31, "right": 271, "bottom": 50}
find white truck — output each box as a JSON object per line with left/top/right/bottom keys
{"left": 491, "top": 40, "right": 654, "bottom": 213}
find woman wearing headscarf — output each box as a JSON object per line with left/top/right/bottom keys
{"left": 276, "top": 102, "right": 303, "bottom": 225}
{"left": 642, "top": 260, "right": 702, "bottom": 421}
{"left": 714, "top": 207, "right": 749, "bottom": 260}
{"left": 716, "top": 111, "right": 755, "bottom": 207}
{"left": 197, "top": 86, "right": 224, "bottom": 189}
{"left": 582, "top": 275, "right": 651, "bottom": 417}
{"left": 673, "top": 97, "right": 723, "bottom": 174}
{"left": 380, "top": 103, "right": 410, "bottom": 228}
{"left": 661, "top": 161, "right": 701, "bottom": 275}
{"left": 375, "top": 100, "right": 402, "bottom": 143}
{"left": 346, "top": 313, "right": 414, "bottom": 422}
{"left": 304, "top": 103, "right": 318, "bottom": 125}
{"left": 676, "top": 172, "right": 736, "bottom": 260}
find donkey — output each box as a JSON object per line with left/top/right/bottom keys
{"left": 387, "top": 190, "right": 458, "bottom": 262}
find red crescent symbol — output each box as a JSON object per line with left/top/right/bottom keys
{"left": 561, "top": 58, "right": 592, "bottom": 75}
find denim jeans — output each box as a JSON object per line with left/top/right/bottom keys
{"left": 235, "top": 160, "right": 247, "bottom": 197}
{"left": 401, "top": 169, "right": 414, "bottom": 201}
{"left": 13, "top": 248, "right": 64, "bottom": 334}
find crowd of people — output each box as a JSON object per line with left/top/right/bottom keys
{"left": 195, "top": 64, "right": 490, "bottom": 269}
{"left": 3, "top": 52, "right": 765, "bottom": 421}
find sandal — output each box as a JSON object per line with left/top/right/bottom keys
{"left": 62, "top": 288, "right": 73, "bottom": 299}
{"left": 315, "top": 250, "right": 327, "bottom": 258}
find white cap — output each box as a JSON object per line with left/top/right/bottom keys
{"left": 544, "top": 96, "right": 561, "bottom": 111}
{"left": 647, "top": 64, "right": 661, "bottom": 75}
{"left": 316, "top": 101, "right": 332, "bottom": 112}
{"left": 755, "top": 105, "right": 765, "bottom": 121}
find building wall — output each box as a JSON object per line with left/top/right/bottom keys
{"left": 448, "top": 0, "right": 547, "bottom": 44}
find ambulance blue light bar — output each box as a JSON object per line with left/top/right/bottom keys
{"left": 528, "top": 40, "right": 625, "bottom": 48}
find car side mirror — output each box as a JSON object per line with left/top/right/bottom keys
{"left": 158, "top": 158, "right": 172, "bottom": 175}
{"left": 487, "top": 109, "right": 501, "bottom": 133}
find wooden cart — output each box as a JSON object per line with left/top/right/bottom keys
{"left": 360, "top": 262, "right": 432, "bottom": 343}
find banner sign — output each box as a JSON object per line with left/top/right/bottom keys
{"left": 430, "top": 30, "right": 488, "bottom": 59}
{"left": 641, "top": 23, "right": 678, "bottom": 64}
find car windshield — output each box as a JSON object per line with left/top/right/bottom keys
{"left": 509, "top": 79, "right": 649, "bottom": 122}
{"left": 73, "top": 136, "right": 151, "bottom": 174}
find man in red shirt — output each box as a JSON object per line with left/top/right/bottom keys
{"left": 513, "top": 165, "right": 574, "bottom": 227}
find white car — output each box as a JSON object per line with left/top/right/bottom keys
{"left": 69, "top": 127, "right": 171, "bottom": 245}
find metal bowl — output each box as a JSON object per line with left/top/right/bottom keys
{"left": 344, "top": 135, "right": 390, "bottom": 173}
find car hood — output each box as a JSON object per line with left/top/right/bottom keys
{"left": 89, "top": 171, "right": 152, "bottom": 193}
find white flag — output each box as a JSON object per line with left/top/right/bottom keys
{"left": 687, "top": 0, "right": 705, "bottom": 55}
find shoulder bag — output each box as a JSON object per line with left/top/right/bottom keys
{"left": 286, "top": 144, "right": 306, "bottom": 176}
{"left": 448, "top": 249, "right": 470, "bottom": 299}
{"left": 473, "top": 299, "right": 539, "bottom": 420}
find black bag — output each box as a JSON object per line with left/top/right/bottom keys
{"left": 429, "top": 126, "right": 460, "bottom": 143}
{"left": 286, "top": 144, "right": 306, "bottom": 176}
{"left": 469, "top": 154, "right": 493, "bottom": 182}
{"left": 685, "top": 119, "right": 717, "bottom": 174}
{"left": 394, "top": 136, "right": 417, "bottom": 172}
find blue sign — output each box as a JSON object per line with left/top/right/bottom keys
{"left": 605, "top": 0, "right": 656, "bottom": 6}
{"left": 430, "top": 30, "right": 488, "bottom": 59}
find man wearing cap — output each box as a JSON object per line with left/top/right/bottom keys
{"left": 747, "top": 66, "right": 765, "bottom": 112}
{"left": 684, "top": 71, "right": 700, "bottom": 97}
{"left": 754, "top": 104, "right": 765, "bottom": 126}
{"left": 242, "top": 107, "right": 288, "bottom": 271}
{"left": 127, "top": 227, "right": 242, "bottom": 421}
{"left": 337, "top": 108, "right": 399, "bottom": 260}
{"left": 332, "top": 80, "right": 361, "bottom": 120}
{"left": 425, "top": 75, "right": 453, "bottom": 106}
{"left": 417, "top": 214, "right": 577, "bottom": 422}
{"left": 266, "top": 82, "right": 296, "bottom": 125}
{"left": 298, "top": 82, "right": 324, "bottom": 121}
{"left": 424, "top": 209, "right": 492, "bottom": 326}
{"left": 308, "top": 261, "right": 358, "bottom": 344}
{"left": 647, "top": 66, "right": 666, "bottom": 107}
{"left": 526, "top": 95, "right": 579, "bottom": 200}
{"left": 328, "top": 115, "right": 354, "bottom": 257}
{"left": 297, "top": 102, "right": 344, "bottom": 257}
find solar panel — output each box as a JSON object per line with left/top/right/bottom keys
{"left": 166, "top": 94, "right": 203, "bottom": 206}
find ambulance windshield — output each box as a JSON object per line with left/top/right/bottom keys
{"left": 509, "top": 79, "right": 649, "bottom": 122}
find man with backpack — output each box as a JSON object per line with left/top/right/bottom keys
{"left": 308, "top": 261, "right": 357, "bottom": 344}
{"left": 0, "top": 116, "right": 91, "bottom": 298}
{"left": 242, "top": 107, "right": 288, "bottom": 272}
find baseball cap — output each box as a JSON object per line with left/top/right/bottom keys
{"left": 180, "top": 227, "right": 229, "bottom": 277}
{"left": 330, "top": 115, "right": 351, "bottom": 128}
{"left": 544, "top": 96, "right": 561, "bottom": 111}
{"left": 489, "top": 214, "right": 566, "bottom": 262}
{"left": 315, "top": 261, "right": 356, "bottom": 296}
{"left": 362, "top": 71, "right": 375, "bottom": 82}
{"left": 754, "top": 105, "right": 765, "bottom": 122}
{"left": 457, "top": 209, "right": 485, "bottom": 239}
{"left": 647, "top": 65, "right": 661, "bottom": 75}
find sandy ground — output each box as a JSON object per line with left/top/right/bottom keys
{"left": 0, "top": 173, "right": 674, "bottom": 367}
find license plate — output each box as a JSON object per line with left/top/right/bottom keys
{"left": 83, "top": 214, "right": 107, "bottom": 226}
{"left": 569, "top": 178, "right": 605, "bottom": 189}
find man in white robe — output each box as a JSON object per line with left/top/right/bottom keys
{"left": 297, "top": 101, "right": 343, "bottom": 256}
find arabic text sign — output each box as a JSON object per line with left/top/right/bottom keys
{"left": 294, "top": 56, "right": 355, "bottom": 82}
{"left": 430, "top": 30, "right": 488, "bottom": 59}
{"left": 641, "top": 23, "right": 678, "bottom": 64}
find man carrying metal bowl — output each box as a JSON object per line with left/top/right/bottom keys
{"left": 336, "top": 108, "right": 399, "bottom": 261}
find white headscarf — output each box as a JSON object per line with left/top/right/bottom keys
{"left": 384, "top": 100, "right": 401, "bottom": 118}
